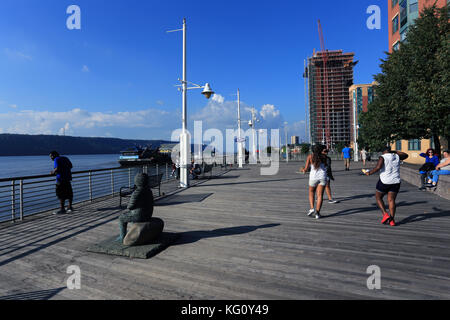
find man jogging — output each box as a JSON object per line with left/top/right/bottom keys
{"left": 364, "top": 146, "right": 408, "bottom": 226}
{"left": 50, "top": 151, "right": 74, "bottom": 214}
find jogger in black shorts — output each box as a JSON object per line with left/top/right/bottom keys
{"left": 365, "top": 147, "right": 408, "bottom": 226}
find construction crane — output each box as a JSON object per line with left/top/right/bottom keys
{"left": 318, "top": 19, "right": 330, "bottom": 148}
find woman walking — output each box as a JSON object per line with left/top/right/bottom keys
{"left": 360, "top": 148, "right": 368, "bottom": 167}
{"left": 302, "top": 145, "right": 329, "bottom": 219}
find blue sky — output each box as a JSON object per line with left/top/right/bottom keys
{"left": 0, "top": 0, "right": 387, "bottom": 141}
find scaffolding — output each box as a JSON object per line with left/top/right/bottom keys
{"left": 308, "top": 50, "right": 355, "bottom": 150}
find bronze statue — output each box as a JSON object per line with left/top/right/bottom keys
{"left": 117, "top": 173, "right": 154, "bottom": 242}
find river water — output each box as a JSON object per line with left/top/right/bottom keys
{"left": 0, "top": 154, "right": 120, "bottom": 179}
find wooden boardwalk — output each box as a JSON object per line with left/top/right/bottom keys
{"left": 0, "top": 162, "right": 449, "bottom": 300}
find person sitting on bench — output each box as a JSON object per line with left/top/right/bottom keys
{"left": 117, "top": 173, "right": 154, "bottom": 243}
{"left": 190, "top": 159, "right": 202, "bottom": 180}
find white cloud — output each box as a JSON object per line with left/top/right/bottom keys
{"left": 191, "top": 94, "right": 284, "bottom": 132}
{"left": 81, "top": 65, "right": 90, "bottom": 73}
{"left": 0, "top": 107, "right": 177, "bottom": 139}
{"left": 4, "top": 48, "right": 32, "bottom": 61}
{"left": 285, "top": 120, "right": 308, "bottom": 143}
{"left": 9, "top": 104, "right": 18, "bottom": 109}
{"left": 211, "top": 94, "right": 224, "bottom": 104}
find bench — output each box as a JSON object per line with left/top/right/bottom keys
{"left": 119, "top": 173, "right": 163, "bottom": 208}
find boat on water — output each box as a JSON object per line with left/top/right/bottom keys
{"left": 118, "top": 146, "right": 159, "bottom": 167}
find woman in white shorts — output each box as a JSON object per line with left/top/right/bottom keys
{"left": 302, "top": 145, "right": 329, "bottom": 219}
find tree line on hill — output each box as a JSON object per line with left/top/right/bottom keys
{"left": 0, "top": 134, "right": 172, "bottom": 156}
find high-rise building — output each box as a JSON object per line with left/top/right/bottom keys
{"left": 388, "top": 0, "right": 448, "bottom": 163}
{"left": 349, "top": 82, "right": 378, "bottom": 149}
{"left": 291, "top": 136, "right": 299, "bottom": 145}
{"left": 307, "top": 50, "right": 356, "bottom": 149}
{"left": 389, "top": 0, "right": 448, "bottom": 52}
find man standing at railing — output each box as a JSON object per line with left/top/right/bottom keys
{"left": 49, "top": 151, "right": 74, "bottom": 215}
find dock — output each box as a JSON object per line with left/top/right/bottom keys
{"left": 0, "top": 162, "right": 449, "bottom": 300}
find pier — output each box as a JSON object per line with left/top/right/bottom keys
{"left": 0, "top": 162, "right": 449, "bottom": 300}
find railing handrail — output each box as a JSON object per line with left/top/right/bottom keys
{"left": 0, "top": 166, "right": 140, "bottom": 183}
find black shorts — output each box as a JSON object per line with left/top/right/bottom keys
{"left": 56, "top": 181, "right": 73, "bottom": 200}
{"left": 376, "top": 180, "right": 401, "bottom": 194}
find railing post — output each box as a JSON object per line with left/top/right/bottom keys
{"left": 166, "top": 163, "right": 169, "bottom": 181}
{"left": 128, "top": 167, "right": 131, "bottom": 188}
{"left": 11, "top": 180, "right": 16, "bottom": 223}
{"left": 19, "top": 179, "right": 24, "bottom": 221}
{"left": 89, "top": 171, "right": 93, "bottom": 202}
{"left": 111, "top": 169, "right": 115, "bottom": 197}
{"left": 156, "top": 164, "right": 159, "bottom": 178}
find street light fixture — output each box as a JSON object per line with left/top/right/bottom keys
{"left": 168, "top": 18, "right": 214, "bottom": 188}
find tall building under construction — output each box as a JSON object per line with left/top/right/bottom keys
{"left": 307, "top": 50, "right": 356, "bottom": 149}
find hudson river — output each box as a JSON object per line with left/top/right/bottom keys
{"left": 0, "top": 154, "right": 120, "bottom": 179}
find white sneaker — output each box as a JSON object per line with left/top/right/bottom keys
{"left": 307, "top": 209, "right": 315, "bottom": 216}
{"left": 315, "top": 213, "right": 322, "bottom": 219}
{"left": 328, "top": 200, "right": 339, "bottom": 204}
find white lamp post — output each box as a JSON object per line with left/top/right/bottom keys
{"left": 168, "top": 18, "right": 214, "bottom": 188}
{"left": 237, "top": 89, "right": 244, "bottom": 168}
{"left": 248, "top": 107, "right": 259, "bottom": 163}
{"left": 284, "top": 122, "right": 289, "bottom": 163}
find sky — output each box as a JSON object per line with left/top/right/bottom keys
{"left": 0, "top": 0, "right": 388, "bottom": 143}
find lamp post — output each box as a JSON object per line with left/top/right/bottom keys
{"left": 352, "top": 90, "right": 359, "bottom": 162}
{"left": 284, "top": 122, "right": 289, "bottom": 163}
{"left": 237, "top": 89, "right": 244, "bottom": 168}
{"left": 168, "top": 18, "right": 214, "bottom": 188}
{"left": 248, "top": 107, "right": 259, "bottom": 163}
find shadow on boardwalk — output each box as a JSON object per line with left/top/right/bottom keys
{"left": 0, "top": 287, "right": 66, "bottom": 300}
{"left": 322, "top": 201, "right": 428, "bottom": 219}
{"left": 173, "top": 224, "right": 280, "bottom": 246}
{"left": 396, "top": 207, "right": 450, "bottom": 226}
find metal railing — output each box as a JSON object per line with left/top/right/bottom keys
{"left": 0, "top": 163, "right": 181, "bottom": 224}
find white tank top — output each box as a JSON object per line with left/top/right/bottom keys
{"left": 380, "top": 153, "right": 401, "bottom": 184}
{"left": 440, "top": 159, "right": 450, "bottom": 171}
{"left": 310, "top": 162, "right": 327, "bottom": 181}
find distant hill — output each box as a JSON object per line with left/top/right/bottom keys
{"left": 0, "top": 134, "right": 173, "bottom": 156}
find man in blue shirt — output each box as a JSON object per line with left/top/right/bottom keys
{"left": 50, "top": 151, "right": 74, "bottom": 214}
{"left": 342, "top": 145, "right": 352, "bottom": 171}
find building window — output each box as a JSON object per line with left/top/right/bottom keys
{"left": 401, "top": 29, "right": 408, "bottom": 42}
{"left": 368, "top": 87, "right": 374, "bottom": 104}
{"left": 392, "top": 0, "right": 399, "bottom": 7}
{"left": 357, "top": 87, "right": 363, "bottom": 115}
{"left": 396, "top": 140, "right": 402, "bottom": 151}
{"left": 410, "top": 0, "right": 418, "bottom": 13}
{"left": 408, "top": 139, "right": 421, "bottom": 151}
{"left": 392, "top": 15, "right": 399, "bottom": 34}
{"left": 400, "top": 0, "right": 408, "bottom": 28}
{"left": 393, "top": 41, "right": 400, "bottom": 51}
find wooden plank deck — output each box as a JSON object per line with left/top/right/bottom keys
{"left": 0, "top": 162, "right": 449, "bottom": 300}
